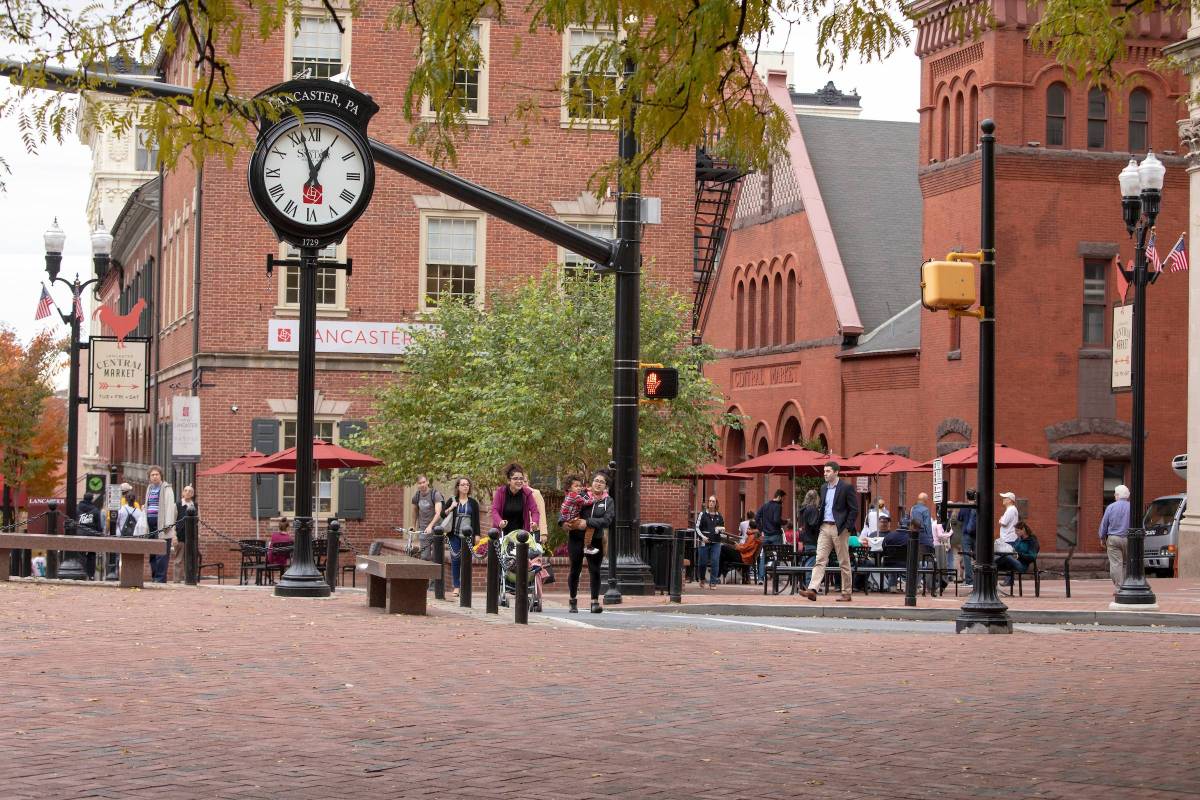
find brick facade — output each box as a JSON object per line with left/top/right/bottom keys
{"left": 95, "top": 4, "right": 697, "bottom": 561}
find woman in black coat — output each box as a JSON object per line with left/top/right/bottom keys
{"left": 439, "top": 476, "right": 481, "bottom": 597}
{"left": 562, "top": 471, "right": 615, "bottom": 614}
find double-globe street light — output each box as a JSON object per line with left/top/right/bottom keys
{"left": 1112, "top": 152, "right": 1164, "bottom": 609}
{"left": 41, "top": 218, "right": 121, "bottom": 580}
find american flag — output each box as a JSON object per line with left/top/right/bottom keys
{"left": 1146, "top": 229, "right": 1161, "bottom": 272}
{"left": 1167, "top": 234, "right": 1190, "bottom": 273}
{"left": 72, "top": 285, "right": 84, "bottom": 320}
{"left": 34, "top": 284, "right": 53, "bottom": 320}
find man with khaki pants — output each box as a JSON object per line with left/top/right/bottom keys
{"left": 802, "top": 461, "right": 858, "bottom": 602}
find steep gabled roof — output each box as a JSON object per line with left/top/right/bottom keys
{"left": 796, "top": 114, "right": 922, "bottom": 333}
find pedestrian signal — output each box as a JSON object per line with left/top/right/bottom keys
{"left": 642, "top": 367, "right": 678, "bottom": 400}
{"left": 85, "top": 473, "right": 106, "bottom": 496}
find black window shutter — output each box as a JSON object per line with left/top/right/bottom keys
{"left": 337, "top": 420, "right": 367, "bottom": 520}
{"left": 251, "top": 418, "right": 280, "bottom": 519}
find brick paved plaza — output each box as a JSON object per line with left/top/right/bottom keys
{"left": 2, "top": 581, "right": 1198, "bottom": 800}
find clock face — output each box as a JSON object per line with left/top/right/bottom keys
{"left": 257, "top": 119, "right": 369, "bottom": 229}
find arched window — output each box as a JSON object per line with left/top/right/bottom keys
{"left": 1046, "top": 83, "right": 1067, "bottom": 147}
{"left": 772, "top": 272, "right": 783, "bottom": 345}
{"left": 785, "top": 270, "right": 797, "bottom": 343}
{"left": 759, "top": 272, "right": 770, "bottom": 348}
{"left": 746, "top": 279, "right": 757, "bottom": 349}
{"left": 1129, "top": 88, "right": 1150, "bottom": 153}
{"left": 1087, "top": 87, "right": 1107, "bottom": 149}
{"left": 954, "top": 91, "right": 965, "bottom": 157}
{"left": 969, "top": 86, "right": 979, "bottom": 149}
{"left": 735, "top": 280, "right": 745, "bottom": 350}
{"left": 939, "top": 97, "right": 950, "bottom": 160}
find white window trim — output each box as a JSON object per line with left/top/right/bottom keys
{"left": 561, "top": 26, "right": 619, "bottom": 129}
{"left": 278, "top": 417, "right": 341, "bottom": 519}
{"left": 420, "top": 20, "right": 491, "bottom": 125}
{"left": 418, "top": 209, "right": 487, "bottom": 313}
{"left": 555, "top": 215, "right": 616, "bottom": 267}
{"left": 283, "top": 3, "right": 353, "bottom": 81}
{"left": 274, "top": 241, "right": 350, "bottom": 318}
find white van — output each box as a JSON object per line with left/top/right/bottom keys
{"left": 1143, "top": 494, "right": 1184, "bottom": 577}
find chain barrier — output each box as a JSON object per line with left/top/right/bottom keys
{"left": 0, "top": 510, "right": 51, "bottom": 533}
{"left": 197, "top": 517, "right": 264, "bottom": 551}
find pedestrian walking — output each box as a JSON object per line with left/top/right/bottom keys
{"left": 490, "top": 463, "right": 541, "bottom": 537}
{"left": 696, "top": 495, "right": 725, "bottom": 589}
{"left": 801, "top": 462, "right": 858, "bottom": 602}
{"left": 438, "top": 477, "right": 480, "bottom": 597}
{"left": 116, "top": 483, "right": 147, "bottom": 538}
{"left": 412, "top": 475, "right": 444, "bottom": 561}
{"left": 145, "top": 466, "right": 176, "bottom": 583}
{"left": 562, "top": 471, "right": 613, "bottom": 613}
{"left": 1099, "top": 484, "right": 1131, "bottom": 588}
{"left": 958, "top": 488, "right": 978, "bottom": 586}
{"left": 172, "top": 485, "right": 196, "bottom": 583}
{"left": 76, "top": 491, "right": 103, "bottom": 580}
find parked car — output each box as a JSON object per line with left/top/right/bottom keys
{"left": 1143, "top": 494, "right": 1185, "bottom": 577}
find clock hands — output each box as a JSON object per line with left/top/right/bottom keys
{"left": 312, "top": 135, "right": 338, "bottom": 179}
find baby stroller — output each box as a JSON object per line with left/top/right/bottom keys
{"left": 497, "top": 529, "right": 546, "bottom": 612}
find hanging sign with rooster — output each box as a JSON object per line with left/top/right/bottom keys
{"left": 88, "top": 336, "right": 150, "bottom": 412}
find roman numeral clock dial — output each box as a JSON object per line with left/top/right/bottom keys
{"left": 249, "top": 110, "right": 375, "bottom": 247}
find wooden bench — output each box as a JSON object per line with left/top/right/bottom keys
{"left": 0, "top": 533, "right": 168, "bottom": 589}
{"left": 358, "top": 555, "right": 441, "bottom": 615}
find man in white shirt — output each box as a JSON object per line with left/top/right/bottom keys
{"left": 998, "top": 491, "right": 1019, "bottom": 544}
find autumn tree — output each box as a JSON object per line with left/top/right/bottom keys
{"left": 354, "top": 267, "right": 739, "bottom": 491}
{"left": 0, "top": 327, "right": 65, "bottom": 512}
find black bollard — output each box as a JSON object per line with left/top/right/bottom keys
{"left": 1063, "top": 556, "right": 1072, "bottom": 599}
{"left": 184, "top": 505, "right": 200, "bottom": 585}
{"left": 460, "top": 534, "right": 473, "bottom": 608}
{"left": 485, "top": 529, "right": 500, "bottom": 614}
{"left": 905, "top": 528, "right": 919, "bottom": 607}
{"left": 46, "top": 502, "right": 60, "bottom": 579}
{"left": 514, "top": 531, "right": 529, "bottom": 625}
{"left": 432, "top": 531, "right": 446, "bottom": 600}
{"left": 669, "top": 528, "right": 684, "bottom": 603}
{"left": 325, "top": 519, "right": 341, "bottom": 592}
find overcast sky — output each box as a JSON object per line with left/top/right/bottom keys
{"left": 0, "top": 17, "right": 920, "bottom": 353}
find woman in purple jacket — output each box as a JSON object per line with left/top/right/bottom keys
{"left": 490, "top": 463, "right": 541, "bottom": 539}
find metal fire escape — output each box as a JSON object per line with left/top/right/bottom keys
{"left": 693, "top": 146, "right": 746, "bottom": 331}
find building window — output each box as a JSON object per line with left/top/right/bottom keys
{"left": 759, "top": 274, "right": 770, "bottom": 348}
{"left": 1057, "top": 462, "right": 1081, "bottom": 547}
{"left": 785, "top": 270, "right": 796, "bottom": 343}
{"left": 280, "top": 419, "right": 337, "bottom": 515}
{"left": 278, "top": 242, "right": 346, "bottom": 312}
{"left": 559, "top": 219, "right": 614, "bottom": 280}
{"left": 939, "top": 97, "right": 950, "bottom": 160}
{"left": 1129, "top": 88, "right": 1150, "bottom": 154}
{"left": 564, "top": 28, "right": 617, "bottom": 123}
{"left": 423, "top": 22, "right": 490, "bottom": 121}
{"left": 421, "top": 214, "right": 484, "bottom": 308}
{"left": 289, "top": 14, "right": 347, "bottom": 79}
{"left": 1046, "top": 83, "right": 1067, "bottom": 147}
{"left": 954, "top": 91, "right": 964, "bottom": 157}
{"left": 772, "top": 272, "right": 783, "bottom": 345}
{"left": 1083, "top": 257, "right": 1107, "bottom": 345}
{"left": 1087, "top": 88, "right": 1107, "bottom": 149}
{"left": 1103, "top": 461, "right": 1126, "bottom": 506}
{"left": 949, "top": 316, "right": 962, "bottom": 352}
{"left": 969, "top": 86, "right": 979, "bottom": 149}
{"left": 135, "top": 129, "right": 157, "bottom": 172}
{"left": 735, "top": 280, "right": 745, "bottom": 350}
{"left": 746, "top": 279, "right": 757, "bottom": 349}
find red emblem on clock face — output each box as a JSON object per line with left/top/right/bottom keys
{"left": 302, "top": 183, "right": 323, "bottom": 205}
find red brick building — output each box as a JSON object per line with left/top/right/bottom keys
{"left": 701, "top": 2, "right": 1190, "bottom": 562}
{"left": 94, "top": 3, "right": 697, "bottom": 555}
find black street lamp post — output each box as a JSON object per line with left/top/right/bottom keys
{"left": 1112, "top": 154, "right": 1163, "bottom": 609}
{"left": 42, "top": 219, "right": 111, "bottom": 580}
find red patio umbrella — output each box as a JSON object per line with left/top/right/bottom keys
{"left": 198, "top": 450, "right": 296, "bottom": 539}
{"left": 197, "top": 450, "right": 278, "bottom": 477}
{"left": 646, "top": 462, "right": 755, "bottom": 481}
{"left": 914, "top": 445, "right": 1059, "bottom": 470}
{"left": 842, "top": 448, "right": 923, "bottom": 477}
{"left": 732, "top": 447, "right": 860, "bottom": 536}
{"left": 257, "top": 438, "right": 384, "bottom": 470}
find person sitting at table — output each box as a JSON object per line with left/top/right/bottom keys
{"left": 799, "top": 489, "right": 822, "bottom": 565}
{"left": 995, "top": 520, "right": 1039, "bottom": 585}
{"left": 267, "top": 518, "right": 294, "bottom": 569}
{"left": 782, "top": 519, "right": 798, "bottom": 549}
{"left": 721, "top": 522, "right": 762, "bottom": 582}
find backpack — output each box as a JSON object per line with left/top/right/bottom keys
{"left": 120, "top": 510, "right": 138, "bottom": 537}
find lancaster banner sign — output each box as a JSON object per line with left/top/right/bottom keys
{"left": 88, "top": 336, "right": 150, "bottom": 412}
{"left": 1111, "top": 303, "right": 1132, "bottom": 392}
{"left": 267, "top": 320, "right": 429, "bottom": 355}
{"left": 172, "top": 395, "right": 202, "bottom": 462}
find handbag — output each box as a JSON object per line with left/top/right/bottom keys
{"left": 436, "top": 510, "right": 455, "bottom": 535}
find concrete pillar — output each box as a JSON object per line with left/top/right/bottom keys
{"left": 1174, "top": 23, "right": 1200, "bottom": 578}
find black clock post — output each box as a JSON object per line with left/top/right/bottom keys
{"left": 248, "top": 78, "right": 378, "bottom": 598}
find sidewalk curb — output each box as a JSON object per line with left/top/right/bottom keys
{"left": 626, "top": 603, "right": 1200, "bottom": 628}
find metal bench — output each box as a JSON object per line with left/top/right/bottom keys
{"left": 0, "top": 533, "right": 167, "bottom": 589}
{"left": 358, "top": 555, "right": 440, "bottom": 615}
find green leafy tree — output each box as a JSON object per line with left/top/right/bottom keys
{"left": 0, "top": 0, "right": 918, "bottom": 187}
{"left": 355, "top": 267, "right": 739, "bottom": 492}
{"left": 0, "top": 327, "right": 66, "bottom": 504}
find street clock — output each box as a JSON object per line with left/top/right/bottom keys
{"left": 248, "top": 79, "right": 379, "bottom": 249}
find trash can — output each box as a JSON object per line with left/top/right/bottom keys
{"left": 639, "top": 523, "right": 674, "bottom": 594}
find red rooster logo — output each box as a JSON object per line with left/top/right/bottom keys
{"left": 93, "top": 299, "right": 147, "bottom": 347}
